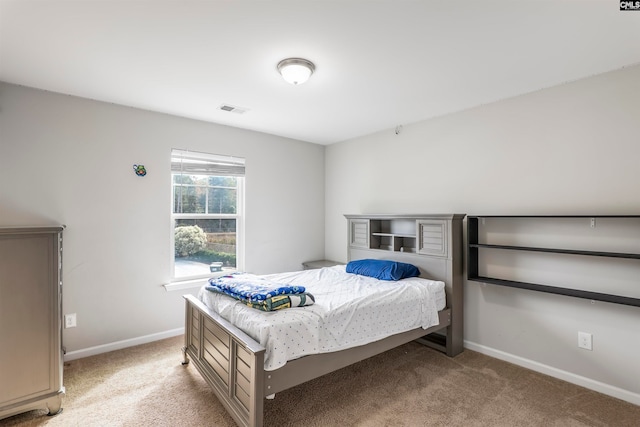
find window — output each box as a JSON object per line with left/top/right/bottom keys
{"left": 171, "top": 149, "right": 245, "bottom": 280}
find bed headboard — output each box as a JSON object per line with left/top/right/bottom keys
{"left": 344, "top": 214, "right": 465, "bottom": 355}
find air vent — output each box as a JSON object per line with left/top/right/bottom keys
{"left": 219, "top": 104, "right": 248, "bottom": 114}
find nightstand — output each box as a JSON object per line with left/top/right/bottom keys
{"left": 301, "top": 259, "right": 344, "bottom": 270}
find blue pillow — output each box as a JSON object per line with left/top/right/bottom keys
{"left": 346, "top": 259, "right": 420, "bottom": 281}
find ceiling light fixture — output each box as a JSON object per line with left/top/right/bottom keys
{"left": 277, "top": 58, "right": 315, "bottom": 85}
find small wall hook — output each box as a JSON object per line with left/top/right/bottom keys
{"left": 395, "top": 125, "right": 403, "bottom": 135}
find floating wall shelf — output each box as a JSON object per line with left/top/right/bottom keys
{"left": 467, "top": 215, "right": 640, "bottom": 308}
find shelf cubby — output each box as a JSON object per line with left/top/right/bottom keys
{"left": 346, "top": 214, "right": 464, "bottom": 257}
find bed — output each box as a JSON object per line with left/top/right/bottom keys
{"left": 181, "top": 213, "right": 465, "bottom": 427}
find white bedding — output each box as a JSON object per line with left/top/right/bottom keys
{"left": 197, "top": 265, "right": 446, "bottom": 371}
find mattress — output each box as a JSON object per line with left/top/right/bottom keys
{"left": 198, "top": 265, "right": 446, "bottom": 371}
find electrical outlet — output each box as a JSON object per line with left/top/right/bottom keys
{"left": 578, "top": 331, "right": 592, "bottom": 350}
{"left": 64, "top": 313, "right": 77, "bottom": 329}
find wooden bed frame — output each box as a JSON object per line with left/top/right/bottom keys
{"left": 181, "top": 214, "right": 465, "bottom": 427}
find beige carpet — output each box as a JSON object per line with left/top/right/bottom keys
{"left": 3, "top": 335, "right": 639, "bottom": 427}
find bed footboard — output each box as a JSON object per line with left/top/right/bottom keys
{"left": 183, "top": 295, "right": 265, "bottom": 427}
{"left": 184, "top": 296, "right": 457, "bottom": 427}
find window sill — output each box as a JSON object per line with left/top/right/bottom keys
{"left": 163, "top": 271, "right": 235, "bottom": 292}
{"left": 163, "top": 278, "right": 208, "bottom": 292}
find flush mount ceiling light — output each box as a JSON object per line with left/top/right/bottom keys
{"left": 277, "top": 58, "right": 315, "bottom": 85}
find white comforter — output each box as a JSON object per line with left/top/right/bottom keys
{"left": 198, "top": 265, "right": 446, "bottom": 371}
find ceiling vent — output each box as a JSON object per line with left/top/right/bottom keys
{"left": 219, "top": 104, "right": 248, "bottom": 114}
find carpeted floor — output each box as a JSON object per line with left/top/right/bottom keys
{"left": 2, "top": 335, "right": 639, "bottom": 426}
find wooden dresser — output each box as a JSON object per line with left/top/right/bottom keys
{"left": 0, "top": 227, "right": 65, "bottom": 420}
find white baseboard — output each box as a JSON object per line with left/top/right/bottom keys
{"left": 64, "top": 328, "right": 184, "bottom": 362}
{"left": 464, "top": 340, "right": 640, "bottom": 407}
{"left": 63, "top": 333, "right": 640, "bottom": 406}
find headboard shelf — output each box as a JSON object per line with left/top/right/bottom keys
{"left": 372, "top": 232, "right": 416, "bottom": 238}
{"left": 346, "top": 213, "right": 465, "bottom": 257}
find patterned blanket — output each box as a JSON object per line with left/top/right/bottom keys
{"left": 205, "top": 273, "right": 315, "bottom": 311}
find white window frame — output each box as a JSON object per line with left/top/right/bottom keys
{"left": 166, "top": 149, "right": 245, "bottom": 290}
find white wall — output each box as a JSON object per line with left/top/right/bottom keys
{"left": 0, "top": 82, "right": 325, "bottom": 354}
{"left": 325, "top": 64, "right": 640, "bottom": 404}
